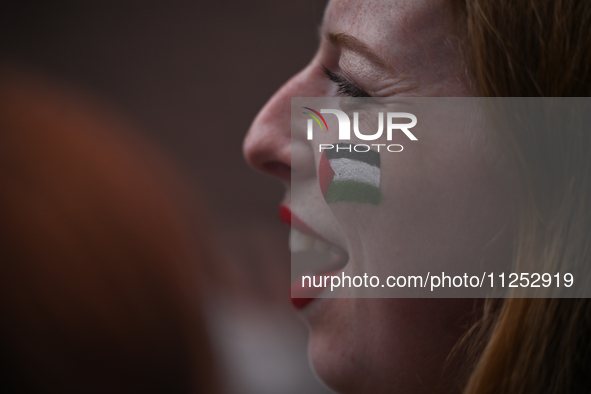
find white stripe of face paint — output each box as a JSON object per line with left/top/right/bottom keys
{"left": 329, "top": 158, "right": 380, "bottom": 187}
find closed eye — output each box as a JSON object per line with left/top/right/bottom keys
{"left": 321, "top": 65, "right": 371, "bottom": 98}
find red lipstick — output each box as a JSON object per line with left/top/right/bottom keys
{"left": 279, "top": 205, "right": 328, "bottom": 243}
{"left": 291, "top": 297, "right": 314, "bottom": 309}
{"left": 280, "top": 205, "right": 322, "bottom": 309}
{"left": 280, "top": 205, "right": 348, "bottom": 310}
{"left": 290, "top": 276, "right": 324, "bottom": 309}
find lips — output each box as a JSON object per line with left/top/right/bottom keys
{"left": 279, "top": 205, "right": 349, "bottom": 309}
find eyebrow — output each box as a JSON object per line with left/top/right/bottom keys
{"left": 325, "top": 32, "right": 391, "bottom": 71}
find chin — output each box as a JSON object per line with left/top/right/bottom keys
{"left": 302, "top": 298, "right": 477, "bottom": 394}
{"left": 307, "top": 325, "right": 365, "bottom": 393}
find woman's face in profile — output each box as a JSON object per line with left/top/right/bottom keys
{"left": 245, "top": 0, "right": 515, "bottom": 392}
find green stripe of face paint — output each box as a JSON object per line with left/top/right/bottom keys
{"left": 303, "top": 112, "right": 324, "bottom": 130}
{"left": 324, "top": 180, "right": 381, "bottom": 205}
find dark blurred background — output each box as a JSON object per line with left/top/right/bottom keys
{"left": 0, "top": 0, "right": 324, "bottom": 268}
{"left": 0, "top": 1, "right": 330, "bottom": 393}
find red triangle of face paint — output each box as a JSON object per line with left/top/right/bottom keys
{"left": 318, "top": 151, "right": 335, "bottom": 197}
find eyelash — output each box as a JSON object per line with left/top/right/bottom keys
{"left": 321, "top": 65, "right": 371, "bottom": 98}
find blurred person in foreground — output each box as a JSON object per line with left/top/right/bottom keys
{"left": 0, "top": 65, "right": 220, "bottom": 394}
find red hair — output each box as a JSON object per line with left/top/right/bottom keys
{"left": 450, "top": 1, "right": 591, "bottom": 392}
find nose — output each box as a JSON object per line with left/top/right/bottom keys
{"left": 243, "top": 64, "right": 329, "bottom": 182}
{"left": 243, "top": 80, "right": 294, "bottom": 182}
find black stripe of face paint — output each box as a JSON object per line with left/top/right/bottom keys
{"left": 324, "top": 143, "right": 381, "bottom": 168}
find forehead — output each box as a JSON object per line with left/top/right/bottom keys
{"left": 323, "top": 0, "right": 455, "bottom": 68}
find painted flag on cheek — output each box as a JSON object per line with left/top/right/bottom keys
{"left": 318, "top": 143, "right": 381, "bottom": 205}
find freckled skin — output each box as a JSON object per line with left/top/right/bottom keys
{"left": 243, "top": 1, "right": 515, "bottom": 393}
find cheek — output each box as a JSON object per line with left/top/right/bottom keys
{"left": 307, "top": 298, "right": 477, "bottom": 393}
{"left": 325, "top": 109, "right": 516, "bottom": 281}
{"left": 381, "top": 137, "right": 515, "bottom": 273}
